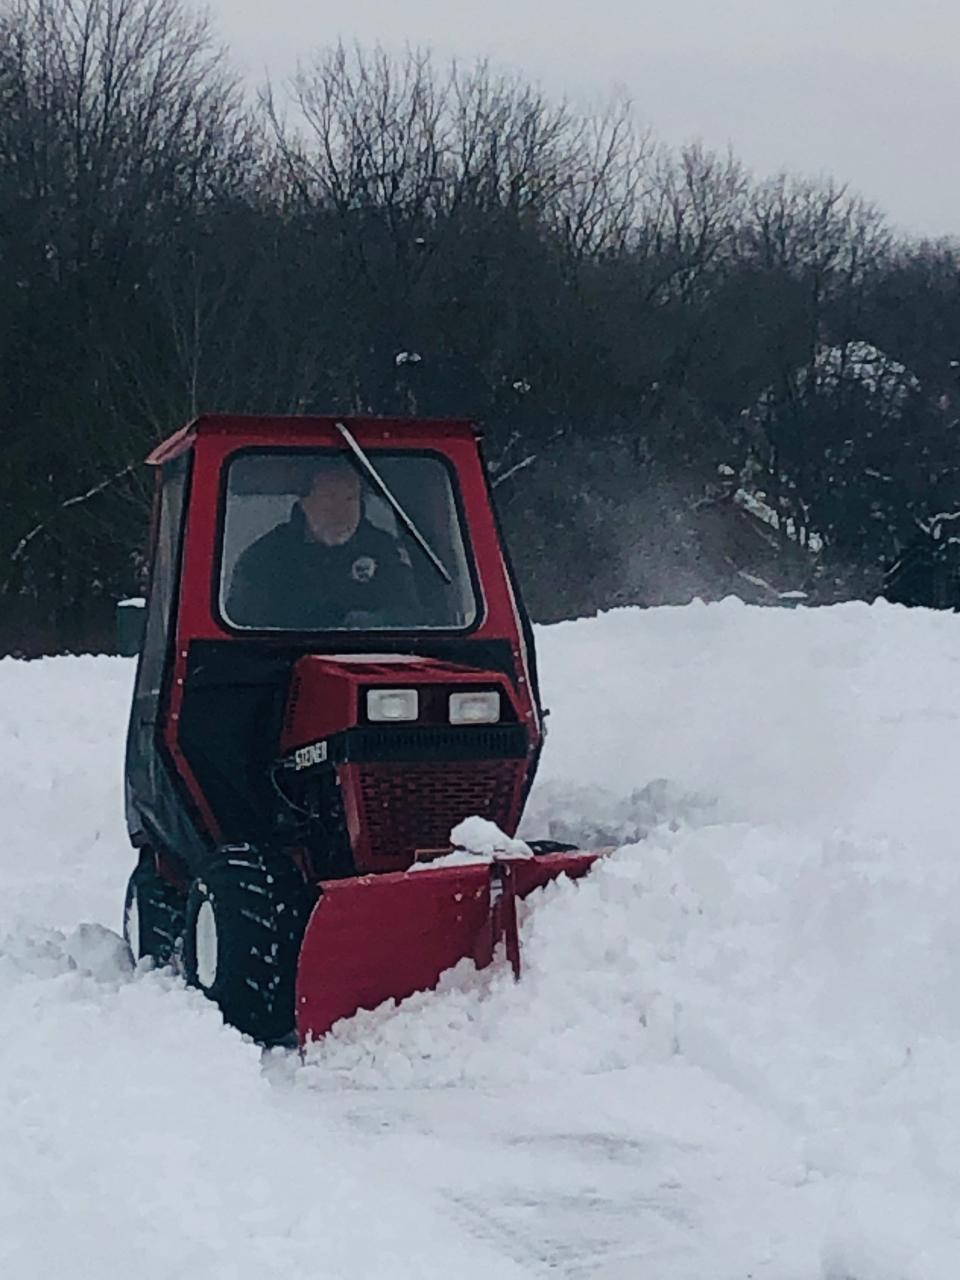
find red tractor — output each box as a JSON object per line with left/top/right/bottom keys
{"left": 123, "top": 414, "right": 595, "bottom": 1043}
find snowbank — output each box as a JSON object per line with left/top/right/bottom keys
{"left": 3, "top": 600, "right": 960, "bottom": 1277}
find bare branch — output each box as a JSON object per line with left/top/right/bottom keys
{"left": 5, "top": 461, "right": 136, "bottom": 572}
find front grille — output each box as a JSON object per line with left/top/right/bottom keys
{"left": 342, "top": 724, "right": 527, "bottom": 764}
{"left": 357, "top": 760, "right": 522, "bottom": 862}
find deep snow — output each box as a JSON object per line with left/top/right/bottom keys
{"left": 2, "top": 601, "right": 960, "bottom": 1277}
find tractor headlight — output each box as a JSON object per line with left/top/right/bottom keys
{"left": 367, "top": 688, "right": 419, "bottom": 722}
{"left": 449, "top": 691, "right": 501, "bottom": 725}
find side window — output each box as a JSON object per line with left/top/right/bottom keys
{"left": 135, "top": 459, "right": 188, "bottom": 704}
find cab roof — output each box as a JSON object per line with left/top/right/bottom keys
{"left": 147, "top": 414, "right": 481, "bottom": 466}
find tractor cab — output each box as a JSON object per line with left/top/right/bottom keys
{"left": 123, "top": 415, "right": 593, "bottom": 1044}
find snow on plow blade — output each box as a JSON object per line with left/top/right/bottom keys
{"left": 295, "top": 852, "right": 598, "bottom": 1044}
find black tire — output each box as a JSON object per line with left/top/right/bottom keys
{"left": 182, "top": 848, "right": 312, "bottom": 1044}
{"left": 123, "top": 855, "right": 186, "bottom": 967}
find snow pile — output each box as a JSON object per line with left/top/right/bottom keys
{"left": 0, "top": 657, "right": 527, "bottom": 1280}
{"left": 0, "top": 923, "right": 506, "bottom": 1280}
{"left": 0, "top": 655, "right": 133, "bottom": 928}
{"left": 408, "top": 816, "right": 532, "bottom": 870}
{"left": 752, "top": 340, "right": 920, "bottom": 420}
{"left": 4, "top": 600, "right": 960, "bottom": 1276}
{"left": 304, "top": 601, "right": 960, "bottom": 1275}
{"left": 450, "top": 815, "right": 532, "bottom": 858}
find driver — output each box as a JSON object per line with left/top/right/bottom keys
{"left": 226, "top": 458, "right": 415, "bottom": 629}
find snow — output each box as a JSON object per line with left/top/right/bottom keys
{"left": 922, "top": 509, "right": 960, "bottom": 545}
{"left": 450, "top": 816, "right": 532, "bottom": 857}
{"left": 811, "top": 341, "right": 919, "bottom": 406}
{"left": 4, "top": 600, "right": 960, "bottom": 1276}
{"left": 735, "top": 339, "right": 922, "bottom": 558}
{"left": 753, "top": 341, "right": 920, "bottom": 419}
{"left": 408, "top": 817, "right": 532, "bottom": 869}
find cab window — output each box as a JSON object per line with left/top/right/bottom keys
{"left": 219, "top": 451, "right": 479, "bottom": 632}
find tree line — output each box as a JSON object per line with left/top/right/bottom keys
{"left": 2, "top": 0, "right": 959, "bottom": 654}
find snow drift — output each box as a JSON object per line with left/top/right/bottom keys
{"left": 2, "top": 600, "right": 960, "bottom": 1278}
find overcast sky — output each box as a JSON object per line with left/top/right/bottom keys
{"left": 211, "top": 0, "right": 958, "bottom": 239}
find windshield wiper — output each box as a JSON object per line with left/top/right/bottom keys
{"left": 335, "top": 422, "right": 452, "bottom": 584}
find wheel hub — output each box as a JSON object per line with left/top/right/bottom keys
{"left": 194, "top": 897, "right": 219, "bottom": 989}
{"left": 125, "top": 894, "right": 140, "bottom": 960}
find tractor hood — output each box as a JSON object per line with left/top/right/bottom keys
{"left": 280, "top": 653, "right": 525, "bottom": 754}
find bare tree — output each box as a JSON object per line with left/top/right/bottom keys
{"left": 268, "top": 45, "right": 649, "bottom": 277}
{"left": 0, "top": 0, "right": 250, "bottom": 648}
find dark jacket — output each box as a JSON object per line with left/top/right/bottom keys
{"left": 226, "top": 506, "right": 416, "bottom": 630}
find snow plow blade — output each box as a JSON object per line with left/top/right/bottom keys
{"left": 295, "top": 852, "right": 598, "bottom": 1044}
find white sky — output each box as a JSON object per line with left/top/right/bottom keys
{"left": 212, "top": 0, "right": 959, "bottom": 239}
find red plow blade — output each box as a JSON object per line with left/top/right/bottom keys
{"left": 295, "top": 852, "right": 598, "bottom": 1044}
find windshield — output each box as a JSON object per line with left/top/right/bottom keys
{"left": 219, "top": 450, "right": 479, "bottom": 632}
